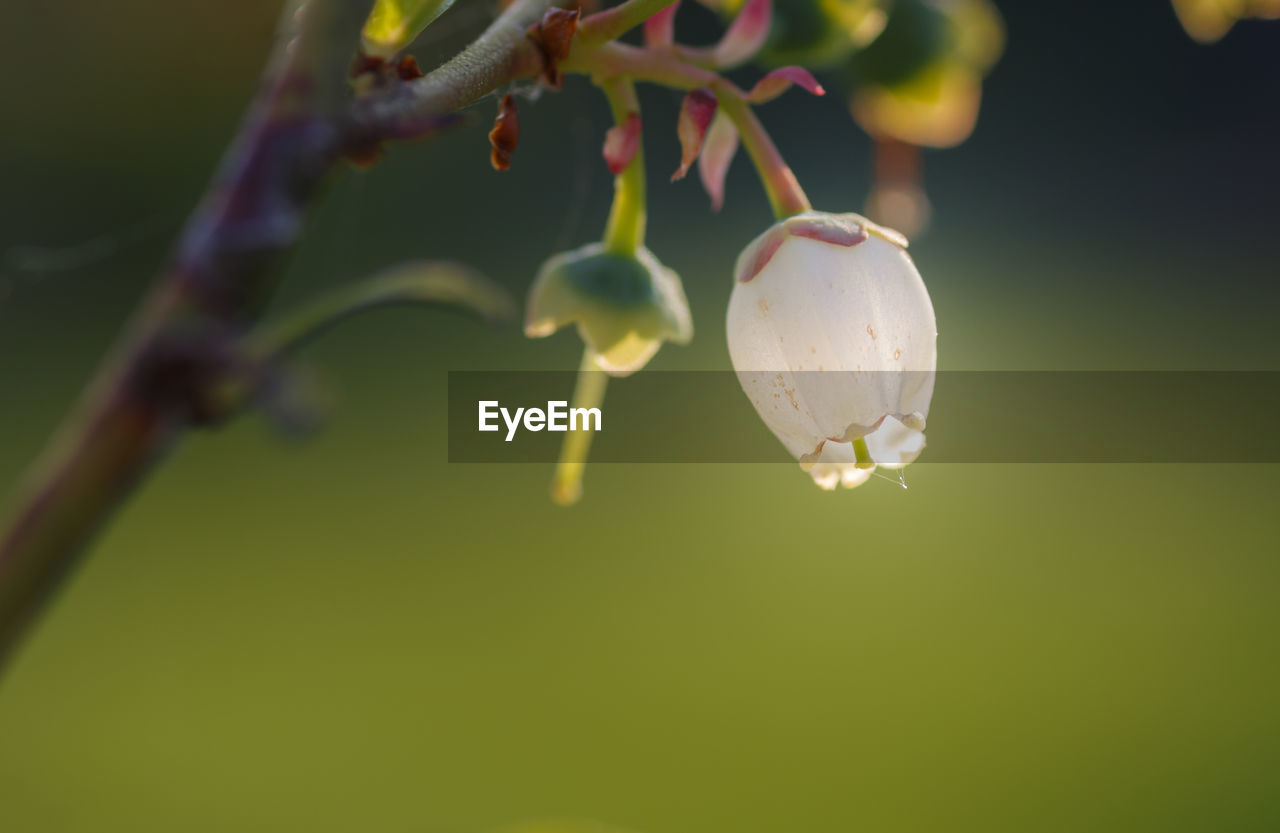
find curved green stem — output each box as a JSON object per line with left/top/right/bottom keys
{"left": 551, "top": 350, "right": 610, "bottom": 506}
{"left": 712, "top": 85, "right": 811, "bottom": 219}
{"left": 561, "top": 41, "right": 721, "bottom": 90}
{"left": 243, "top": 262, "right": 514, "bottom": 360}
{"left": 599, "top": 76, "right": 647, "bottom": 256}
{"left": 852, "top": 436, "right": 875, "bottom": 469}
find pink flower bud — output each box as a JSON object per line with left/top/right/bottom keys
{"left": 672, "top": 89, "right": 718, "bottom": 182}
{"left": 697, "top": 110, "right": 739, "bottom": 212}
{"left": 711, "top": 0, "right": 772, "bottom": 68}
{"left": 644, "top": 0, "right": 680, "bottom": 47}
{"left": 602, "top": 112, "right": 643, "bottom": 175}
{"left": 746, "top": 66, "right": 826, "bottom": 104}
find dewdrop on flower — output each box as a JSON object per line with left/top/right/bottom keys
{"left": 726, "top": 211, "right": 937, "bottom": 489}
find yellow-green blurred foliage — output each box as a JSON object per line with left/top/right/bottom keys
{"left": 1172, "top": 0, "right": 1280, "bottom": 43}
{"left": 363, "top": 0, "right": 460, "bottom": 58}
{"left": 0, "top": 1, "right": 1278, "bottom": 832}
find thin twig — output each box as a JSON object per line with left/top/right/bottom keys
{"left": 350, "top": 0, "right": 559, "bottom": 139}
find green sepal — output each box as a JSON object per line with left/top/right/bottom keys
{"left": 525, "top": 243, "right": 693, "bottom": 377}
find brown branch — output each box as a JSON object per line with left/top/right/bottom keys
{"left": 349, "top": 0, "right": 557, "bottom": 142}
{"left": 0, "top": 0, "right": 556, "bottom": 674}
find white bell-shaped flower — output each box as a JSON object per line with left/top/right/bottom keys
{"left": 726, "top": 211, "right": 937, "bottom": 489}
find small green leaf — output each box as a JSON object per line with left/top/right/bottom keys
{"left": 362, "top": 0, "right": 459, "bottom": 58}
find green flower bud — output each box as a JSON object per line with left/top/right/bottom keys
{"left": 525, "top": 243, "right": 693, "bottom": 377}
{"left": 847, "top": 0, "right": 1004, "bottom": 148}
{"left": 766, "top": 0, "right": 889, "bottom": 68}
{"left": 1172, "top": 0, "right": 1280, "bottom": 44}
{"left": 704, "top": 0, "right": 886, "bottom": 69}
{"left": 846, "top": 0, "right": 952, "bottom": 87}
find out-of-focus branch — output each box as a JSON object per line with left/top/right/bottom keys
{"left": 0, "top": 0, "right": 771, "bottom": 674}
{"left": 0, "top": 0, "right": 372, "bottom": 674}
{"left": 0, "top": 0, "right": 557, "bottom": 675}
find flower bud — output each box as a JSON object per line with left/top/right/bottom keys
{"left": 526, "top": 243, "right": 693, "bottom": 376}
{"left": 1172, "top": 0, "right": 1280, "bottom": 43}
{"left": 847, "top": 0, "right": 1004, "bottom": 148}
{"left": 726, "top": 211, "right": 936, "bottom": 489}
{"left": 738, "top": 0, "right": 887, "bottom": 69}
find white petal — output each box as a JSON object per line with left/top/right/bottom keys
{"left": 840, "top": 466, "right": 874, "bottom": 489}
{"left": 727, "top": 212, "right": 937, "bottom": 464}
{"left": 801, "top": 440, "right": 874, "bottom": 490}
{"left": 863, "top": 414, "right": 927, "bottom": 469}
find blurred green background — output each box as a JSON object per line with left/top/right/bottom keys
{"left": 1, "top": 1, "right": 1278, "bottom": 831}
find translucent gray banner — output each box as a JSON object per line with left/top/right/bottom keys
{"left": 447, "top": 371, "right": 1280, "bottom": 463}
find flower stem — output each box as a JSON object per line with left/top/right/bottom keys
{"left": 551, "top": 350, "right": 610, "bottom": 506}
{"left": 852, "top": 436, "right": 875, "bottom": 469}
{"left": 561, "top": 42, "right": 721, "bottom": 90}
{"left": 599, "top": 76, "right": 647, "bottom": 256}
{"left": 562, "top": 42, "right": 811, "bottom": 220}
{"left": 713, "top": 86, "right": 811, "bottom": 219}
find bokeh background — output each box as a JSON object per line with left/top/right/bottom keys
{"left": 1, "top": 1, "right": 1278, "bottom": 831}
